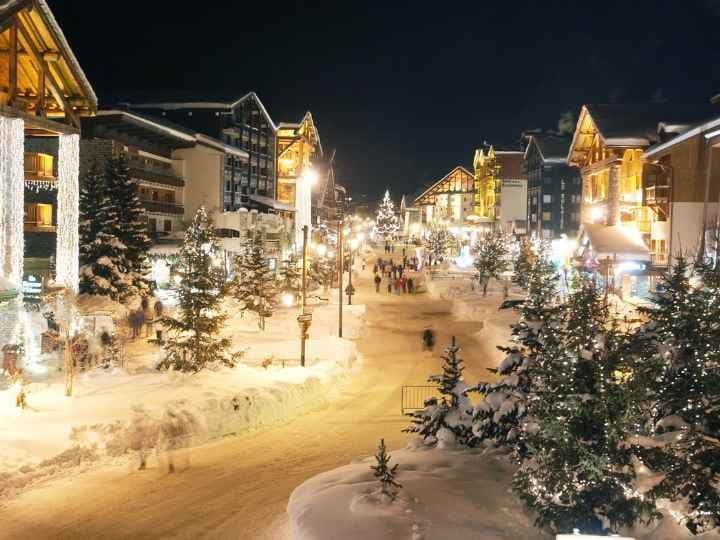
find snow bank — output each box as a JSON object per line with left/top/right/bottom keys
{"left": 289, "top": 444, "right": 720, "bottom": 540}
{"left": 288, "top": 445, "right": 543, "bottom": 540}
{"left": 0, "top": 342, "right": 357, "bottom": 498}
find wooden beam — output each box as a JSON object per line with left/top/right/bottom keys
{"left": 8, "top": 16, "right": 17, "bottom": 106}
{"left": 15, "top": 21, "right": 79, "bottom": 129}
{"left": 37, "top": 66, "right": 45, "bottom": 117}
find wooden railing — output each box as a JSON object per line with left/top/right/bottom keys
{"left": 24, "top": 152, "right": 54, "bottom": 178}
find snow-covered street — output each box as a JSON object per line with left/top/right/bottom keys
{"left": 0, "top": 267, "right": 513, "bottom": 540}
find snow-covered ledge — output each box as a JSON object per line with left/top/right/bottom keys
{"left": 55, "top": 133, "right": 80, "bottom": 291}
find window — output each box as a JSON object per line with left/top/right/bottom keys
{"left": 542, "top": 211, "right": 552, "bottom": 221}
{"left": 151, "top": 191, "right": 159, "bottom": 202}
{"left": 541, "top": 229, "right": 553, "bottom": 239}
{"left": 226, "top": 180, "right": 232, "bottom": 191}
{"left": 163, "top": 193, "right": 174, "bottom": 203}
{"left": 163, "top": 220, "right": 172, "bottom": 232}
{"left": 543, "top": 194, "right": 552, "bottom": 204}
{"left": 24, "top": 203, "right": 53, "bottom": 226}
{"left": 148, "top": 218, "right": 157, "bottom": 233}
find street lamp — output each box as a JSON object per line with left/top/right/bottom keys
{"left": 316, "top": 243, "right": 327, "bottom": 257}
{"left": 297, "top": 225, "right": 312, "bottom": 367}
{"left": 281, "top": 292, "right": 294, "bottom": 307}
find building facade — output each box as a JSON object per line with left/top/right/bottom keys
{"left": 642, "top": 115, "right": 720, "bottom": 264}
{"left": 0, "top": 0, "right": 97, "bottom": 291}
{"left": 413, "top": 166, "right": 475, "bottom": 225}
{"left": 568, "top": 104, "right": 717, "bottom": 268}
{"left": 473, "top": 147, "right": 527, "bottom": 232}
{"left": 125, "top": 93, "right": 277, "bottom": 213}
{"left": 523, "top": 134, "right": 582, "bottom": 239}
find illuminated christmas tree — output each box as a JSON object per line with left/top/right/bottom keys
{"left": 374, "top": 190, "right": 399, "bottom": 240}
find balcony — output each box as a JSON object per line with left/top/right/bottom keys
{"left": 142, "top": 200, "right": 184, "bottom": 215}
{"left": 25, "top": 152, "right": 56, "bottom": 187}
{"left": 651, "top": 252, "right": 669, "bottom": 267}
{"left": 645, "top": 185, "right": 669, "bottom": 205}
{"left": 129, "top": 167, "right": 185, "bottom": 188}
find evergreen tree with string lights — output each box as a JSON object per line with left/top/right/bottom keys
{"left": 404, "top": 337, "right": 474, "bottom": 447}
{"left": 473, "top": 230, "right": 510, "bottom": 296}
{"left": 310, "top": 254, "right": 334, "bottom": 293}
{"left": 468, "top": 243, "right": 558, "bottom": 456}
{"left": 426, "top": 224, "right": 453, "bottom": 262}
{"left": 105, "top": 154, "right": 153, "bottom": 297}
{"left": 627, "top": 256, "right": 720, "bottom": 534}
{"left": 513, "top": 278, "right": 656, "bottom": 535}
{"left": 158, "top": 207, "right": 235, "bottom": 372}
{"left": 374, "top": 190, "right": 399, "bottom": 240}
{"left": 232, "top": 232, "right": 279, "bottom": 330}
{"left": 79, "top": 163, "right": 132, "bottom": 300}
{"left": 513, "top": 236, "right": 534, "bottom": 290}
{"left": 279, "top": 254, "right": 302, "bottom": 304}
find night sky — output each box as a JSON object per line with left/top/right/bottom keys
{"left": 53, "top": 1, "right": 720, "bottom": 202}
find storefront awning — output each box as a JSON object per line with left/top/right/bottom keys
{"left": 579, "top": 223, "right": 651, "bottom": 262}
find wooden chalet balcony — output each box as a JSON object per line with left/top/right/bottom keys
{"left": 652, "top": 252, "right": 669, "bottom": 267}
{"left": 24, "top": 152, "right": 55, "bottom": 180}
{"left": 129, "top": 166, "right": 185, "bottom": 188}
{"left": 645, "top": 185, "right": 669, "bottom": 205}
{"left": 142, "top": 200, "right": 184, "bottom": 215}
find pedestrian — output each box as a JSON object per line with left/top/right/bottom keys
{"left": 397, "top": 265, "right": 403, "bottom": 278}
{"left": 387, "top": 279, "right": 392, "bottom": 293}
{"left": 422, "top": 328, "right": 435, "bottom": 351}
{"left": 362, "top": 259, "right": 366, "bottom": 271}
{"left": 408, "top": 277, "right": 414, "bottom": 294}
{"left": 401, "top": 275, "right": 407, "bottom": 293}
{"left": 394, "top": 277, "right": 401, "bottom": 293}
{"left": 142, "top": 296, "right": 155, "bottom": 337}
{"left": 402, "top": 247, "right": 406, "bottom": 257}
{"left": 373, "top": 264, "right": 379, "bottom": 274}
{"left": 374, "top": 273, "right": 381, "bottom": 292}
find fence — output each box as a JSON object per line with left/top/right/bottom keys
{"left": 401, "top": 385, "right": 439, "bottom": 415}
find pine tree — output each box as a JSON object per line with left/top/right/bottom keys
{"left": 628, "top": 257, "right": 720, "bottom": 534}
{"left": 158, "top": 207, "right": 234, "bottom": 372}
{"left": 279, "top": 254, "right": 302, "bottom": 303}
{"left": 371, "top": 439, "right": 402, "bottom": 502}
{"left": 404, "top": 337, "right": 474, "bottom": 447}
{"left": 310, "top": 254, "right": 334, "bottom": 292}
{"left": 468, "top": 244, "right": 558, "bottom": 455}
{"left": 78, "top": 163, "right": 132, "bottom": 300}
{"left": 374, "top": 190, "right": 399, "bottom": 240}
{"left": 426, "top": 224, "right": 452, "bottom": 262}
{"left": 514, "top": 278, "right": 655, "bottom": 534}
{"left": 105, "top": 154, "right": 152, "bottom": 297}
{"left": 233, "top": 232, "right": 279, "bottom": 330}
{"left": 473, "top": 230, "right": 509, "bottom": 296}
{"left": 513, "top": 237, "right": 534, "bottom": 290}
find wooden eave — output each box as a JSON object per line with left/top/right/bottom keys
{"left": 0, "top": 0, "right": 96, "bottom": 130}
{"left": 413, "top": 166, "right": 475, "bottom": 206}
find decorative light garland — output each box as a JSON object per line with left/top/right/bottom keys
{"left": 24, "top": 178, "right": 57, "bottom": 193}
{"left": 56, "top": 134, "right": 80, "bottom": 292}
{"left": 6, "top": 118, "right": 24, "bottom": 287}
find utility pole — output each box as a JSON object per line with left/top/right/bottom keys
{"left": 338, "top": 219, "right": 344, "bottom": 338}
{"left": 297, "top": 225, "right": 311, "bottom": 367}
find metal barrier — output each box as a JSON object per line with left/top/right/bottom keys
{"left": 401, "top": 385, "right": 439, "bottom": 414}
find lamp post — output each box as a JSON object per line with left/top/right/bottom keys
{"left": 297, "top": 225, "right": 311, "bottom": 367}
{"left": 338, "top": 219, "right": 344, "bottom": 338}
{"left": 347, "top": 237, "right": 359, "bottom": 305}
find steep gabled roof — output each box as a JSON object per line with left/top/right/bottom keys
{"left": 230, "top": 92, "right": 277, "bottom": 131}
{"left": 524, "top": 134, "right": 571, "bottom": 162}
{"left": 413, "top": 165, "right": 474, "bottom": 206}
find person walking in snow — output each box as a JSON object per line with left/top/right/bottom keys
{"left": 142, "top": 297, "right": 156, "bottom": 338}
{"left": 387, "top": 278, "right": 392, "bottom": 294}
{"left": 422, "top": 328, "right": 435, "bottom": 351}
{"left": 401, "top": 275, "right": 407, "bottom": 293}
{"left": 407, "top": 277, "right": 414, "bottom": 294}
{"left": 374, "top": 273, "right": 381, "bottom": 292}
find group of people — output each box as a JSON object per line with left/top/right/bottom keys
{"left": 372, "top": 257, "right": 415, "bottom": 295}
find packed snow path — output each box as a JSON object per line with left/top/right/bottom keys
{"left": 0, "top": 266, "right": 512, "bottom": 540}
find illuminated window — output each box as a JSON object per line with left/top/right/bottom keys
{"left": 24, "top": 203, "right": 53, "bottom": 226}
{"left": 542, "top": 211, "right": 552, "bottom": 221}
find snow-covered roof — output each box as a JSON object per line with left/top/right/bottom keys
{"left": 580, "top": 223, "right": 651, "bottom": 261}
{"left": 230, "top": 92, "right": 277, "bottom": 131}
{"left": 524, "top": 134, "right": 571, "bottom": 161}
{"left": 413, "top": 165, "right": 475, "bottom": 205}
{"left": 95, "top": 110, "right": 197, "bottom": 142}
{"left": 195, "top": 134, "right": 249, "bottom": 159}
{"left": 644, "top": 114, "right": 720, "bottom": 159}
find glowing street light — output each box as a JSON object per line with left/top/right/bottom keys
{"left": 316, "top": 243, "right": 327, "bottom": 257}
{"left": 281, "top": 292, "right": 295, "bottom": 307}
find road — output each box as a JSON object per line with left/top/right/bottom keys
{"left": 0, "top": 265, "right": 511, "bottom": 540}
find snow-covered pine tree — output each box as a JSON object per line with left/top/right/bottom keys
{"left": 105, "top": 154, "right": 152, "bottom": 297}
{"left": 404, "top": 337, "right": 474, "bottom": 447}
{"left": 473, "top": 230, "right": 509, "bottom": 296}
{"left": 78, "top": 163, "right": 132, "bottom": 300}
{"left": 158, "top": 207, "right": 234, "bottom": 372}
{"left": 513, "top": 237, "right": 534, "bottom": 290}
{"left": 279, "top": 254, "right": 302, "bottom": 303}
{"left": 310, "top": 254, "right": 334, "bottom": 293}
{"left": 233, "top": 232, "right": 279, "bottom": 330}
{"left": 514, "top": 278, "right": 655, "bottom": 535}
{"left": 426, "top": 224, "right": 452, "bottom": 262}
{"left": 372, "top": 439, "right": 402, "bottom": 502}
{"left": 468, "top": 243, "right": 558, "bottom": 455}
{"left": 374, "top": 190, "right": 399, "bottom": 240}
{"left": 628, "top": 257, "right": 720, "bottom": 534}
